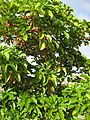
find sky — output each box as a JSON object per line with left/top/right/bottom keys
{"left": 62, "top": 0, "right": 90, "bottom": 58}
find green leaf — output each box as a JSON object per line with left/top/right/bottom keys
{"left": 59, "top": 109, "right": 65, "bottom": 120}
{"left": 86, "top": 94, "right": 90, "bottom": 99}
{"left": 46, "top": 35, "right": 52, "bottom": 42}
{"left": 80, "top": 105, "right": 86, "bottom": 113}
{"left": 35, "top": 2, "right": 41, "bottom": 9}
{"left": 52, "top": 74, "right": 57, "bottom": 86}
{"left": 10, "top": 64, "right": 18, "bottom": 71}
{"left": 54, "top": 113, "right": 60, "bottom": 119}
{"left": 40, "top": 42, "right": 46, "bottom": 50}
{"left": 87, "top": 59, "right": 90, "bottom": 65}
{"left": 48, "top": 10, "right": 53, "bottom": 18}
{"left": 23, "top": 34, "right": 28, "bottom": 41}
{"left": 15, "top": 73, "right": 21, "bottom": 82}
{"left": 72, "top": 109, "right": 77, "bottom": 116}
{"left": 53, "top": 41, "right": 59, "bottom": 49}
{"left": 69, "top": 98, "right": 77, "bottom": 104}
{"left": 3, "top": 52, "right": 9, "bottom": 60}
{"left": 68, "top": 104, "right": 76, "bottom": 109}
{"left": 59, "top": 45, "right": 64, "bottom": 54}
{"left": 5, "top": 73, "right": 11, "bottom": 83}
{"left": 17, "top": 74, "right": 21, "bottom": 82}
{"left": 26, "top": 26, "right": 31, "bottom": 31}
{"left": 74, "top": 22, "right": 78, "bottom": 27}
{"left": 72, "top": 105, "right": 80, "bottom": 116}
{"left": 85, "top": 113, "right": 90, "bottom": 120}
{"left": 36, "top": 106, "right": 41, "bottom": 115}
{"left": 64, "top": 31, "right": 70, "bottom": 39}
{"left": 31, "top": 97, "right": 37, "bottom": 104}
{"left": 25, "top": 98, "right": 31, "bottom": 109}
{"left": 39, "top": 33, "right": 44, "bottom": 40}
{"left": 62, "top": 67, "right": 67, "bottom": 75}
{"left": 39, "top": 74, "right": 42, "bottom": 80}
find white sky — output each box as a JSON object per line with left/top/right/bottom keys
{"left": 62, "top": 0, "right": 90, "bottom": 58}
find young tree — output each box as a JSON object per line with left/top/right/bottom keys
{"left": 0, "top": 0, "right": 90, "bottom": 119}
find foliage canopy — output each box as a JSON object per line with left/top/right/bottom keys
{"left": 0, "top": 0, "right": 90, "bottom": 119}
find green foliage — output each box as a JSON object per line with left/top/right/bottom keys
{"left": 0, "top": 0, "right": 90, "bottom": 119}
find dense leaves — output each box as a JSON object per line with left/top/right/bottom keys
{"left": 0, "top": 0, "right": 90, "bottom": 119}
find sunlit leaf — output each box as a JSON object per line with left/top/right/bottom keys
{"left": 48, "top": 10, "right": 53, "bottom": 18}
{"left": 23, "top": 34, "right": 28, "bottom": 41}
{"left": 64, "top": 31, "right": 70, "bottom": 39}
{"left": 40, "top": 42, "right": 46, "bottom": 50}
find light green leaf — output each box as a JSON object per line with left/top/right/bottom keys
{"left": 17, "top": 74, "right": 21, "bottom": 82}
{"left": 23, "top": 34, "right": 28, "bottom": 41}
{"left": 11, "top": 64, "right": 18, "bottom": 71}
{"left": 46, "top": 35, "right": 52, "bottom": 42}
{"left": 87, "top": 59, "right": 90, "bottom": 65}
{"left": 5, "top": 73, "right": 11, "bottom": 83}
{"left": 72, "top": 105, "right": 80, "bottom": 116}
{"left": 39, "top": 33, "right": 44, "bottom": 40}
{"left": 86, "top": 94, "right": 90, "bottom": 99}
{"left": 62, "top": 67, "right": 67, "bottom": 75}
{"left": 69, "top": 98, "right": 77, "bottom": 104}
{"left": 68, "top": 104, "right": 76, "bottom": 109}
{"left": 40, "top": 42, "right": 46, "bottom": 50}
{"left": 72, "top": 109, "right": 77, "bottom": 116}
{"left": 64, "top": 31, "right": 70, "bottom": 39}
{"left": 4, "top": 52, "right": 9, "bottom": 60}
{"left": 74, "top": 22, "right": 78, "bottom": 27}
{"left": 52, "top": 74, "right": 57, "bottom": 86}
{"left": 54, "top": 113, "right": 60, "bottom": 119}
{"left": 39, "top": 74, "right": 42, "bottom": 80}
{"left": 36, "top": 106, "right": 41, "bottom": 115}
{"left": 85, "top": 113, "right": 90, "bottom": 120}
{"left": 31, "top": 97, "right": 37, "bottom": 104}
{"left": 48, "top": 10, "right": 53, "bottom": 18}
{"left": 26, "top": 26, "right": 31, "bottom": 31}
{"left": 59, "top": 109, "right": 65, "bottom": 120}
{"left": 53, "top": 41, "right": 59, "bottom": 49}
{"left": 35, "top": 2, "right": 41, "bottom": 9}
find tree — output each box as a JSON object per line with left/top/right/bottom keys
{"left": 0, "top": 0, "right": 90, "bottom": 119}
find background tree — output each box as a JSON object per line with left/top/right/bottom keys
{"left": 0, "top": 0, "right": 90, "bottom": 119}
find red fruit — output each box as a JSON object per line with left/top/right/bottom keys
{"left": 19, "top": 39, "right": 22, "bottom": 42}
{"left": 4, "top": 35, "right": 8, "bottom": 40}
{"left": 4, "top": 35, "right": 7, "bottom": 38}
{"left": 6, "top": 22, "right": 11, "bottom": 28}
{"left": 23, "top": 41, "right": 27, "bottom": 46}
{"left": 11, "top": 39, "right": 14, "bottom": 43}
{"left": 16, "top": 41, "right": 19, "bottom": 45}
{"left": 26, "top": 15, "right": 31, "bottom": 20}
{"left": 31, "top": 27, "right": 38, "bottom": 32}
